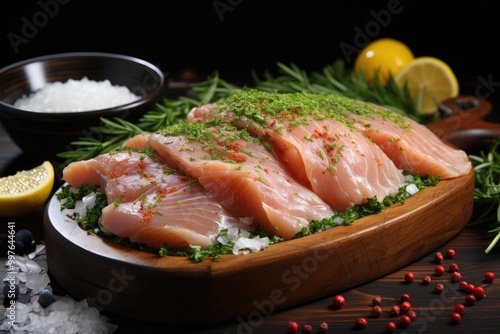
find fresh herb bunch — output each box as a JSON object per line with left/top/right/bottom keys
{"left": 468, "top": 138, "right": 500, "bottom": 254}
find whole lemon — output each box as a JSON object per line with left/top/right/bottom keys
{"left": 354, "top": 38, "right": 414, "bottom": 85}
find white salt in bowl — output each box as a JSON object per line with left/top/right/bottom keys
{"left": 0, "top": 52, "right": 169, "bottom": 157}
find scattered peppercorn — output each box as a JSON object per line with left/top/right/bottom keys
{"left": 319, "top": 322, "right": 329, "bottom": 333}
{"left": 332, "top": 295, "right": 345, "bottom": 309}
{"left": 434, "top": 251, "right": 444, "bottom": 263}
{"left": 372, "top": 295, "right": 382, "bottom": 306}
{"left": 449, "top": 263, "right": 459, "bottom": 273}
{"left": 465, "top": 294, "right": 476, "bottom": 306}
{"left": 446, "top": 249, "right": 456, "bottom": 258}
{"left": 400, "top": 301, "right": 411, "bottom": 313}
{"left": 400, "top": 293, "right": 410, "bottom": 303}
{"left": 302, "top": 324, "right": 313, "bottom": 334}
{"left": 287, "top": 321, "right": 299, "bottom": 334}
{"left": 465, "top": 283, "right": 475, "bottom": 294}
{"left": 422, "top": 275, "right": 431, "bottom": 285}
{"left": 451, "top": 312, "right": 462, "bottom": 324}
{"left": 473, "top": 286, "right": 485, "bottom": 299}
{"left": 434, "top": 283, "right": 445, "bottom": 294}
{"left": 407, "top": 310, "right": 417, "bottom": 321}
{"left": 399, "top": 315, "right": 411, "bottom": 328}
{"left": 355, "top": 317, "right": 368, "bottom": 329}
{"left": 484, "top": 271, "right": 495, "bottom": 283}
{"left": 371, "top": 305, "right": 382, "bottom": 318}
{"left": 390, "top": 305, "right": 400, "bottom": 317}
{"left": 451, "top": 271, "right": 461, "bottom": 282}
{"left": 459, "top": 280, "right": 468, "bottom": 291}
{"left": 404, "top": 272, "right": 415, "bottom": 283}
{"left": 386, "top": 321, "right": 397, "bottom": 332}
{"left": 454, "top": 303, "right": 466, "bottom": 316}
{"left": 435, "top": 265, "right": 445, "bottom": 277}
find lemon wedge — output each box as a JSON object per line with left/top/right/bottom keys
{"left": 395, "top": 56, "right": 459, "bottom": 115}
{"left": 0, "top": 161, "right": 55, "bottom": 217}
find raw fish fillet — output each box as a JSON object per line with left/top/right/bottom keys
{"left": 344, "top": 109, "right": 472, "bottom": 179}
{"left": 100, "top": 174, "right": 246, "bottom": 249}
{"left": 63, "top": 150, "right": 246, "bottom": 249}
{"left": 149, "top": 122, "right": 336, "bottom": 239}
{"left": 188, "top": 93, "right": 407, "bottom": 212}
{"left": 62, "top": 150, "right": 171, "bottom": 203}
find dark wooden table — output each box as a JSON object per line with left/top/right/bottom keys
{"left": 1, "top": 120, "right": 499, "bottom": 334}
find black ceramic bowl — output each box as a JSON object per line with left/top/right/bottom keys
{"left": 0, "top": 52, "right": 169, "bottom": 157}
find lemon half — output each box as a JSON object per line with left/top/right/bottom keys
{"left": 0, "top": 161, "right": 55, "bottom": 217}
{"left": 395, "top": 56, "right": 459, "bottom": 115}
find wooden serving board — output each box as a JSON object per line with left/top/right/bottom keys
{"left": 42, "top": 95, "right": 496, "bottom": 326}
{"left": 44, "top": 171, "right": 474, "bottom": 325}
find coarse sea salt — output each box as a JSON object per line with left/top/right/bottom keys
{"left": 1, "top": 242, "right": 118, "bottom": 333}
{"left": 14, "top": 77, "right": 140, "bottom": 112}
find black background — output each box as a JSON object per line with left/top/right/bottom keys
{"left": 1, "top": 0, "right": 499, "bottom": 113}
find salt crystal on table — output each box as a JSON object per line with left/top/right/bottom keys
{"left": 14, "top": 255, "right": 28, "bottom": 272}
{"left": 25, "top": 259, "right": 43, "bottom": 274}
{"left": 26, "top": 272, "right": 50, "bottom": 295}
{"left": 28, "top": 243, "right": 46, "bottom": 259}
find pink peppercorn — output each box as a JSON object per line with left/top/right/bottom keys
{"left": 407, "top": 310, "right": 417, "bottom": 321}
{"left": 449, "top": 263, "right": 460, "bottom": 273}
{"left": 454, "top": 303, "right": 466, "bottom": 316}
{"left": 465, "top": 283, "right": 475, "bottom": 294}
{"left": 390, "top": 305, "right": 400, "bottom": 317}
{"left": 422, "top": 275, "right": 431, "bottom": 285}
{"left": 399, "top": 315, "right": 411, "bottom": 328}
{"left": 400, "top": 301, "right": 411, "bottom": 313}
{"left": 473, "top": 286, "right": 485, "bottom": 299}
{"left": 435, "top": 265, "right": 445, "bottom": 276}
{"left": 400, "top": 293, "right": 410, "bottom": 302}
{"left": 465, "top": 294, "right": 476, "bottom": 306}
{"left": 484, "top": 271, "right": 495, "bottom": 283}
{"left": 355, "top": 318, "right": 368, "bottom": 329}
{"left": 319, "top": 322, "right": 329, "bottom": 333}
{"left": 386, "top": 321, "right": 397, "bottom": 332}
{"left": 332, "top": 295, "right": 345, "bottom": 308}
{"left": 446, "top": 248, "right": 456, "bottom": 258}
{"left": 451, "top": 312, "right": 462, "bottom": 324}
{"left": 302, "top": 324, "right": 313, "bottom": 334}
{"left": 372, "top": 295, "right": 382, "bottom": 306}
{"left": 434, "top": 283, "right": 445, "bottom": 294}
{"left": 371, "top": 305, "right": 382, "bottom": 318}
{"left": 434, "top": 251, "right": 444, "bottom": 263}
{"left": 287, "top": 321, "right": 299, "bottom": 334}
{"left": 404, "top": 272, "right": 415, "bottom": 283}
{"left": 459, "top": 280, "right": 468, "bottom": 291}
{"left": 451, "top": 271, "right": 461, "bottom": 282}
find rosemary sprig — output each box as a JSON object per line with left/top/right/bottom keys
{"left": 252, "top": 60, "right": 423, "bottom": 122}
{"left": 468, "top": 138, "right": 500, "bottom": 253}
{"left": 58, "top": 62, "right": 422, "bottom": 165}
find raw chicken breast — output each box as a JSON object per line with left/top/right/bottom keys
{"left": 149, "top": 121, "right": 336, "bottom": 239}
